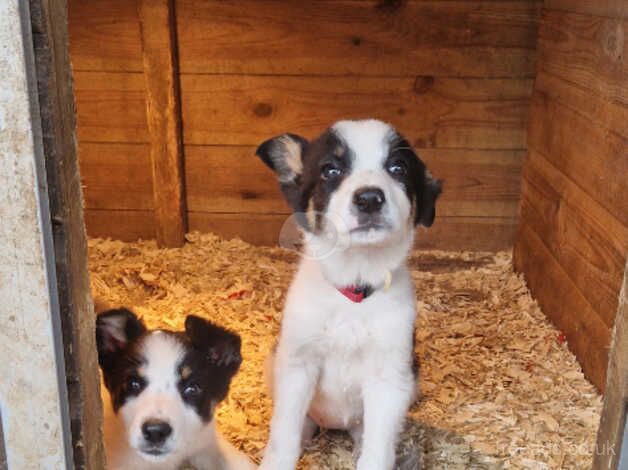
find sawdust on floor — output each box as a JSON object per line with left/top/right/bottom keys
{"left": 89, "top": 232, "right": 602, "bottom": 470}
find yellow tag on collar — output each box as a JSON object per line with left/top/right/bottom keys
{"left": 383, "top": 271, "right": 392, "bottom": 292}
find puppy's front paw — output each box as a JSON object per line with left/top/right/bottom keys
{"left": 356, "top": 452, "right": 396, "bottom": 470}
{"left": 257, "top": 459, "right": 279, "bottom": 470}
{"left": 258, "top": 452, "right": 289, "bottom": 470}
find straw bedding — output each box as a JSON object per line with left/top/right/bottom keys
{"left": 89, "top": 232, "right": 601, "bottom": 469}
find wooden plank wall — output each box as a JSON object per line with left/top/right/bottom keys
{"left": 514, "top": 0, "right": 627, "bottom": 390}
{"left": 69, "top": 0, "right": 542, "bottom": 250}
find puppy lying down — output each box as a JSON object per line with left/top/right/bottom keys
{"left": 96, "top": 308, "right": 254, "bottom": 470}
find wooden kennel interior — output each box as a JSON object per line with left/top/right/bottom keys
{"left": 68, "top": 0, "right": 625, "bottom": 385}
{"left": 7, "top": 0, "right": 624, "bottom": 468}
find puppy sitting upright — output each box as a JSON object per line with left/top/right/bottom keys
{"left": 257, "top": 119, "right": 441, "bottom": 470}
{"left": 96, "top": 308, "right": 254, "bottom": 470}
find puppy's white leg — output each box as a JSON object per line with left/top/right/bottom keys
{"left": 259, "top": 363, "right": 317, "bottom": 470}
{"left": 350, "top": 423, "right": 364, "bottom": 465}
{"left": 188, "top": 436, "right": 255, "bottom": 470}
{"left": 356, "top": 378, "right": 413, "bottom": 470}
{"left": 219, "top": 437, "right": 256, "bottom": 470}
{"left": 301, "top": 415, "right": 319, "bottom": 446}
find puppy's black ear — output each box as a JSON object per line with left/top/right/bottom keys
{"left": 185, "top": 315, "right": 242, "bottom": 377}
{"left": 415, "top": 172, "right": 442, "bottom": 227}
{"left": 96, "top": 308, "right": 146, "bottom": 371}
{"left": 256, "top": 133, "right": 308, "bottom": 213}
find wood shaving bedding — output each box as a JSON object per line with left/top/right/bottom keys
{"left": 88, "top": 232, "right": 601, "bottom": 469}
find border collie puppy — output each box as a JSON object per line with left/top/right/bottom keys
{"left": 96, "top": 308, "right": 254, "bottom": 470}
{"left": 256, "top": 119, "right": 441, "bottom": 470}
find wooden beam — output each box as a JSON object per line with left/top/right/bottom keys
{"left": 593, "top": 262, "right": 628, "bottom": 470}
{"left": 137, "top": 0, "right": 187, "bottom": 247}
{"left": 180, "top": 75, "right": 531, "bottom": 149}
{"left": 28, "top": 0, "right": 106, "bottom": 467}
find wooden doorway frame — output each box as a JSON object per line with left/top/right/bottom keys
{"left": 0, "top": 0, "right": 104, "bottom": 468}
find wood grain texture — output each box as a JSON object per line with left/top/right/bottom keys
{"left": 534, "top": 70, "right": 628, "bottom": 138}
{"left": 84, "top": 209, "right": 155, "bottom": 241}
{"left": 68, "top": 0, "right": 142, "bottom": 72}
{"left": 516, "top": 1, "right": 627, "bottom": 390}
{"left": 593, "top": 262, "right": 628, "bottom": 470}
{"left": 514, "top": 224, "right": 611, "bottom": 391}
{"left": 70, "top": 0, "right": 539, "bottom": 250}
{"left": 189, "top": 212, "right": 516, "bottom": 251}
{"left": 78, "top": 143, "right": 153, "bottom": 210}
{"left": 544, "top": 0, "right": 628, "bottom": 19}
{"left": 185, "top": 146, "right": 523, "bottom": 217}
{"left": 180, "top": 75, "right": 532, "bottom": 149}
{"left": 176, "top": 0, "right": 540, "bottom": 77}
{"left": 74, "top": 71, "right": 148, "bottom": 143}
{"left": 537, "top": 10, "right": 627, "bottom": 106}
{"left": 138, "top": 0, "right": 187, "bottom": 247}
{"left": 521, "top": 151, "right": 627, "bottom": 327}
{"left": 528, "top": 91, "right": 627, "bottom": 225}
{"left": 30, "top": 0, "right": 106, "bottom": 466}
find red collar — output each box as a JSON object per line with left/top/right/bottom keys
{"left": 336, "top": 284, "right": 374, "bottom": 303}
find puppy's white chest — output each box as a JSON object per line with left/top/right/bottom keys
{"left": 307, "top": 310, "right": 376, "bottom": 429}
{"left": 309, "top": 351, "right": 365, "bottom": 429}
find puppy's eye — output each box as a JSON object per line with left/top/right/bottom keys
{"left": 387, "top": 161, "right": 407, "bottom": 177}
{"left": 127, "top": 376, "right": 143, "bottom": 393}
{"left": 321, "top": 164, "right": 343, "bottom": 180}
{"left": 182, "top": 384, "right": 201, "bottom": 399}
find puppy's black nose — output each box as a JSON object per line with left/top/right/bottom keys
{"left": 142, "top": 420, "right": 172, "bottom": 445}
{"left": 353, "top": 187, "right": 385, "bottom": 213}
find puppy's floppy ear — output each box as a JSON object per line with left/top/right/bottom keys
{"left": 415, "top": 172, "right": 442, "bottom": 227}
{"left": 185, "top": 315, "right": 242, "bottom": 377}
{"left": 96, "top": 308, "right": 146, "bottom": 371}
{"left": 256, "top": 133, "right": 308, "bottom": 213}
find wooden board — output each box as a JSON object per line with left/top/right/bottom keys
{"left": 74, "top": 71, "right": 148, "bottom": 143}
{"left": 544, "top": 0, "right": 628, "bottom": 19}
{"left": 84, "top": 209, "right": 155, "bottom": 241}
{"left": 185, "top": 146, "right": 523, "bottom": 218}
{"left": 30, "top": 0, "right": 106, "bottom": 467}
{"left": 516, "top": 1, "right": 627, "bottom": 392}
{"left": 180, "top": 75, "right": 532, "bottom": 149}
{"left": 527, "top": 91, "right": 627, "bottom": 225}
{"left": 176, "top": 0, "right": 540, "bottom": 77}
{"left": 520, "top": 151, "right": 627, "bottom": 327}
{"left": 514, "top": 224, "right": 611, "bottom": 391}
{"left": 68, "top": 0, "right": 142, "bottom": 72}
{"left": 69, "top": 0, "right": 540, "bottom": 250}
{"left": 84, "top": 210, "right": 515, "bottom": 252}
{"left": 537, "top": 10, "right": 627, "bottom": 106}
{"left": 593, "top": 262, "right": 628, "bottom": 470}
{"left": 534, "top": 70, "right": 628, "bottom": 139}
{"left": 138, "top": 0, "right": 187, "bottom": 247}
{"left": 78, "top": 142, "right": 153, "bottom": 210}
{"left": 189, "top": 212, "right": 516, "bottom": 251}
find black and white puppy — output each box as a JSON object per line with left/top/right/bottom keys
{"left": 96, "top": 308, "right": 254, "bottom": 470}
{"left": 256, "top": 119, "right": 441, "bottom": 470}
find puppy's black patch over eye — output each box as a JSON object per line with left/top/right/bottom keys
{"left": 182, "top": 383, "right": 202, "bottom": 399}
{"left": 126, "top": 375, "right": 145, "bottom": 395}
{"left": 387, "top": 160, "right": 408, "bottom": 177}
{"left": 321, "top": 164, "right": 343, "bottom": 180}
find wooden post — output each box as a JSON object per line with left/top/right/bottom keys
{"left": 28, "top": 0, "right": 107, "bottom": 467}
{"left": 138, "top": 0, "right": 187, "bottom": 247}
{"left": 593, "top": 262, "right": 628, "bottom": 470}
